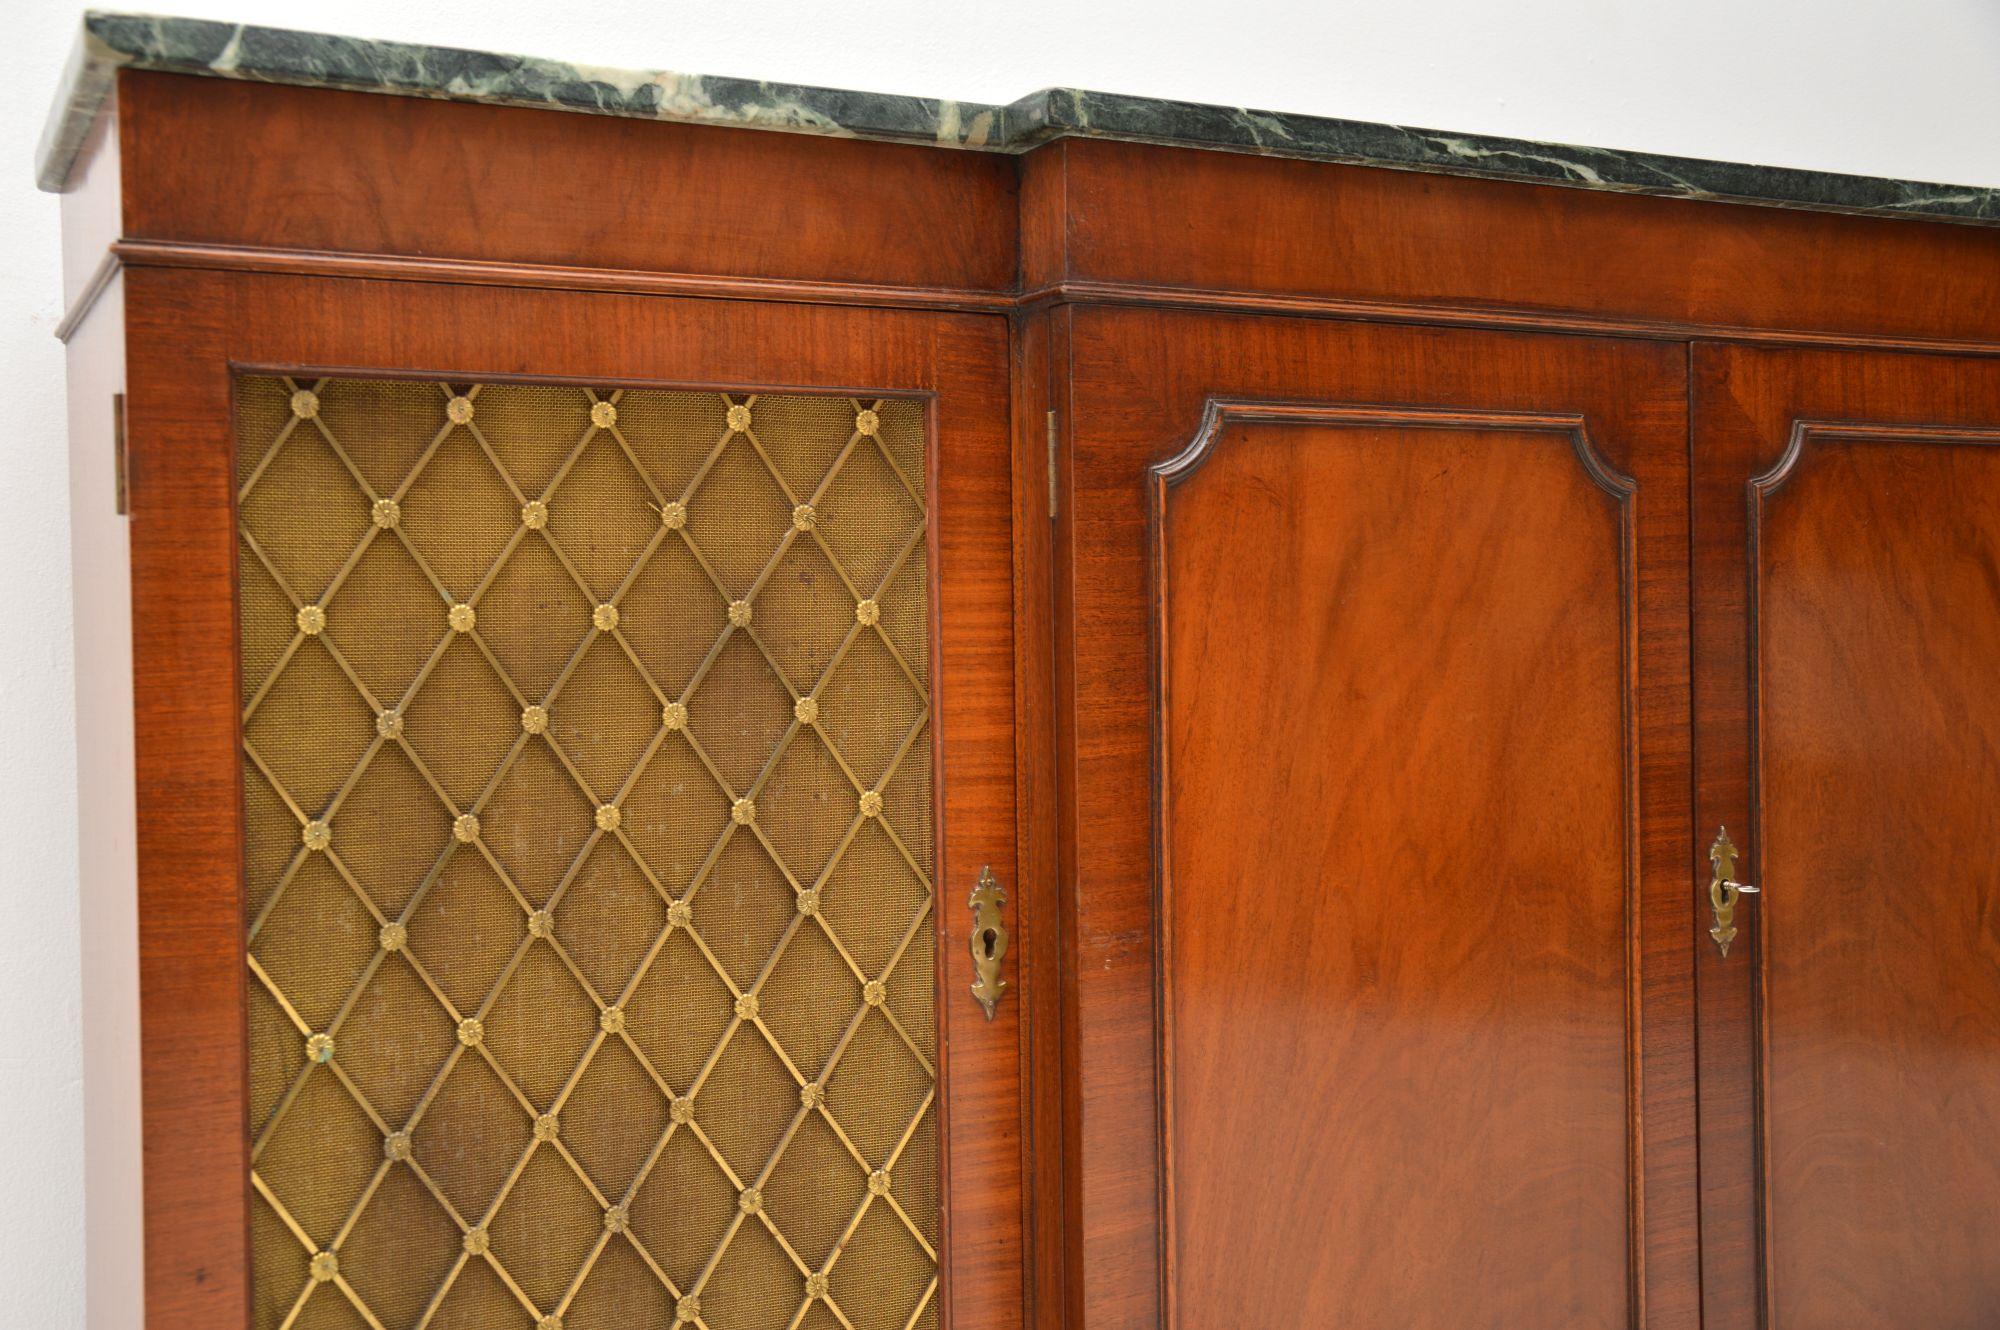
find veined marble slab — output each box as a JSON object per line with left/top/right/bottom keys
{"left": 37, "top": 10, "right": 2000, "bottom": 227}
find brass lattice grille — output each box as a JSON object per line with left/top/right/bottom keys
{"left": 237, "top": 376, "right": 939, "bottom": 1330}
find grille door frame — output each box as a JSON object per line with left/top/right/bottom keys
{"left": 121, "top": 267, "right": 1026, "bottom": 1330}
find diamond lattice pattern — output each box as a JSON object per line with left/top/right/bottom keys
{"left": 238, "top": 377, "right": 939, "bottom": 1330}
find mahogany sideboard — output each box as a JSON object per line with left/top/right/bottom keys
{"left": 44, "top": 15, "right": 2000, "bottom": 1330}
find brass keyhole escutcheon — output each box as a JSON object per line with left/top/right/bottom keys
{"left": 969, "top": 865, "right": 1008, "bottom": 1019}
{"left": 1708, "top": 826, "right": 1760, "bottom": 957}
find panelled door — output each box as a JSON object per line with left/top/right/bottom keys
{"left": 1056, "top": 306, "right": 1700, "bottom": 1329}
{"left": 124, "top": 268, "right": 1026, "bottom": 1330}
{"left": 1692, "top": 343, "right": 2000, "bottom": 1330}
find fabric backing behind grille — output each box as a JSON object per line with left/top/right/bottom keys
{"left": 238, "top": 376, "right": 940, "bottom": 1330}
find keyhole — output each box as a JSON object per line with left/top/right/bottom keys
{"left": 979, "top": 928, "right": 997, "bottom": 959}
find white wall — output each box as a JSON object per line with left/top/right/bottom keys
{"left": 8, "top": 0, "right": 2000, "bottom": 1322}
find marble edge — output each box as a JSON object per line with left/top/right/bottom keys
{"left": 35, "top": 11, "right": 1011, "bottom": 191}
{"left": 36, "top": 11, "right": 2000, "bottom": 228}
{"left": 1015, "top": 88, "right": 2000, "bottom": 223}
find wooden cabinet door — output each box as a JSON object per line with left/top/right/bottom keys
{"left": 1692, "top": 343, "right": 2000, "bottom": 1330}
{"left": 123, "top": 269, "right": 1025, "bottom": 1330}
{"left": 1055, "top": 307, "right": 1698, "bottom": 1329}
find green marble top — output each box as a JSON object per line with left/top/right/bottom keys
{"left": 38, "top": 11, "right": 2000, "bottom": 227}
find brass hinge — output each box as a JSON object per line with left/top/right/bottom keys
{"left": 1046, "top": 411, "right": 1059, "bottom": 520}
{"left": 112, "top": 392, "right": 128, "bottom": 516}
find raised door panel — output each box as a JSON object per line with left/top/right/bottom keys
{"left": 1692, "top": 344, "right": 2000, "bottom": 1330}
{"left": 1058, "top": 307, "right": 1697, "bottom": 1330}
{"left": 121, "top": 268, "right": 1023, "bottom": 1330}
{"left": 1157, "top": 407, "right": 1632, "bottom": 1328}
